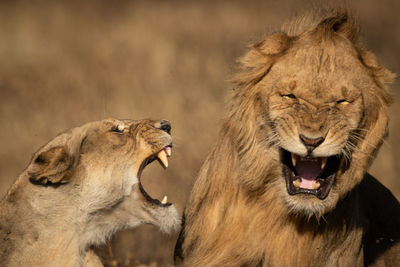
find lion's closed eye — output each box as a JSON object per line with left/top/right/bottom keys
{"left": 336, "top": 99, "right": 349, "bottom": 105}
{"left": 281, "top": 94, "right": 297, "bottom": 99}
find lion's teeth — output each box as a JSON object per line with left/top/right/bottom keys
{"left": 157, "top": 150, "right": 169, "bottom": 168}
{"left": 165, "top": 147, "right": 172, "bottom": 157}
{"left": 291, "top": 153, "right": 297, "bottom": 167}
{"left": 161, "top": 195, "right": 168, "bottom": 204}
{"left": 321, "top": 157, "right": 327, "bottom": 170}
{"left": 292, "top": 179, "right": 301, "bottom": 188}
{"left": 312, "top": 180, "right": 321, "bottom": 190}
{"left": 117, "top": 124, "right": 125, "bottom": 131}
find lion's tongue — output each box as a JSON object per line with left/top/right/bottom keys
{"left": 295, "top": 159, "right": 321, "bottom": 189}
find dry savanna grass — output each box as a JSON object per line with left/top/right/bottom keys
{"left": 0, "top": 0, "right": 399, "bottom": 266}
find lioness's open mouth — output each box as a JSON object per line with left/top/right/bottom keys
{"left": 281, "top": 149, "right": 340, "bottom": 200}
{"left": 137, "top": 145, "right": 172, "bottom": 207}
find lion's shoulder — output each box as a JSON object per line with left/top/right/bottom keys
{"left": 360, "top": 173, "right": 400, "bottom": 265}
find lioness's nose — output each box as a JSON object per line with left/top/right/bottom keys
{"left": 157, "top": 120, "right": 171, "bottom": 134}
{"left": 299, "top": 134, "right": 324, "bottom": 153}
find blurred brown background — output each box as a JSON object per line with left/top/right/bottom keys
{"left": 0, "top": 0, "right": 399, "bottom": 266}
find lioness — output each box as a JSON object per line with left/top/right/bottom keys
{"left": 0, "top": 118, "right": 179, "bottom": 266}
{"left": 175, "top": 9, "right": 400, "bottom": 267}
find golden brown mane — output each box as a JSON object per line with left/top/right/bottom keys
{"left": 175, "top": 8, "right": 399, "bottom": 267}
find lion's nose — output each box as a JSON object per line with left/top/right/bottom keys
{"left": 299, "top": 134, "right": 324, "bottom": 153}
{"left": 157, "top": 120, "right": 171, "bottom": 134}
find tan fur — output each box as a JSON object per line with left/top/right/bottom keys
{"left": 0, "top": 118, "right": 179, "bottom": 267}
{"left": 175, "top": 9, "right": 400, "bottom": 267}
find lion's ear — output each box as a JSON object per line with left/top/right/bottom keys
{"left": 360, "top": 50, "right": 396, "bottom": 88}
{"left": 235, "top": 33, "right": 290, "bottom": 87}
{"left": 28, "top": 146, "right": 74, "bottom": 185}
{"left": 317, "top": 12, "right": 359, "bottom": 42}
{"left": 254, "top": 33, "right": 290, "bottom": 56}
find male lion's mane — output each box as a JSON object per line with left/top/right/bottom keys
{"left": 175, "top": 8, "right": 399, "bottom": 267}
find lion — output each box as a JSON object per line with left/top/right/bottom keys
{"left": 174, "top": 9, "right": 400, "bottom": 267}
{"left": 0, "top": 118, "right": 179, "bottom": 266}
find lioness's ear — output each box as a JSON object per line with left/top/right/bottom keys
{"left": 28, "top": 146, "right": 74, "bottom": 185}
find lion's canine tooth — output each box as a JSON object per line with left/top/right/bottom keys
{"left": 161, "top": 195, "right": 168, "bottom": 204}
{"left": 321, "top": 157, "right": 327, "bottom": 170}
{"left": 165, "top": 147, "right": 172, "bottom": 157}
{"left": 291, "top": 153, "right": 297, "bottom": 167}
{"left": 312, "top": 180, "right": 321, "bottom": 190}
{"left": 292, "top": 179, "right": 301, "bottom": 188}
{"left": 117, "top": 124, "right": 125, "bottom": 131}
{"left": 158, "top": 150, "right": 169, "bottom": 168}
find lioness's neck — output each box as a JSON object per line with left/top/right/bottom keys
{"left": 0, "top": 176, "right": 88, "bottom": 266}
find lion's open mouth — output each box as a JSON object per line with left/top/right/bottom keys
{"left": 281, "top": 149, "right": 340, "bottom": 200}
{"left": 137, "top": 145, "right": 172, "bottom": 207}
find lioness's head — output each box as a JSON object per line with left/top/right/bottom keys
{"left": 231, "top": 11, "right": 394, "bottom": 217}
{"left": 25, "top": 118, "right": 179, "bottom": 235}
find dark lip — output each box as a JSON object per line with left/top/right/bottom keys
{"left": 281, "top": 149, "right": 340, "bottom": 200}
{"left": 137, "top": 143, "right": 172, "bottom": 207}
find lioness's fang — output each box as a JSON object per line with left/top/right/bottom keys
{"left": 165, "top": 147, "right": 172, "bottom": 157}
{"left": 157, "top": 150, "right": 169, "bottom": 168}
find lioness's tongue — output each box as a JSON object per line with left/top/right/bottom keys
{"left": 296, "top": 159, "right": 321, "bottom": 189}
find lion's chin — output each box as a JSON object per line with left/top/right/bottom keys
{"left": 281, "top": 188, "right": 340, "bottom": 219}
{"left": 280, "top": 149, "right": 341, "bottom": 200}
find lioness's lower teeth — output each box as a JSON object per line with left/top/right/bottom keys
{"left": 161, "top": 195, "right": 168, "bottom": 204}
{"left": 157, "top": 150, "right": 169, "bottom": 168}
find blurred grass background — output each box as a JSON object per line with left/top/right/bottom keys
{"left": 0, "top": 0, "right": 399, "bottom": 266}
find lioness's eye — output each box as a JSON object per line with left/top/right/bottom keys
{"left": 111, "top": 125, "right": 125, "bottom": 133}
{"left": 282, "top": 94, "right": 296, "bottom": 99}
